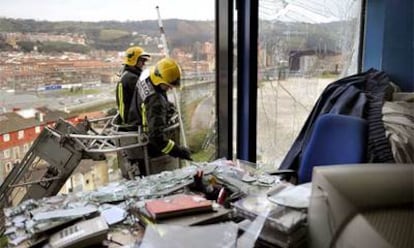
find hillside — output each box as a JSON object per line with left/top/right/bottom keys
{"left": 0, "top": 17, "right": 352, "bottom": 54}
{"left": 0, "top": 18, "right": 215, "bottom": 52}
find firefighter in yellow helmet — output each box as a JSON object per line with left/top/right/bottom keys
{"left": 128, "top": 57, "right": 192, "bottom": 175}
{"left": 116, "top": 46, "right": 150, "bottom": 124}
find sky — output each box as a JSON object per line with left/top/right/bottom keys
{"left": 0, "top": 0, "right": 357, "bottom": 24}
{"left": 0, "top": 0, "right": 215, "bottom": 22}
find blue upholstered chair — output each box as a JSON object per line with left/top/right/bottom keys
{"left": 297, "top": 114, "right": 368, "bottom": 184}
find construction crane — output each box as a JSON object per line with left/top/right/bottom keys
{"left": 156, "top": 6, "right": 170, "bottom": 58}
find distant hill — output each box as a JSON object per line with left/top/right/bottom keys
{"left": 0, "top": 17, "right": 354, "bottom": 55}
{"left": 0, "top": 18, "right": 215, "bottom": 52}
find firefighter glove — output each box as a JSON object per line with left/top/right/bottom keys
{"left": 170, "top": 145, "right": 193, "bottom": 161}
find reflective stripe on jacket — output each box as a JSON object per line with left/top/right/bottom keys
{"left": 128, "top": 71, "right": 178, "bottom": 157}
{"left": 115, "top": 66, "right": 142, "bottom": 124}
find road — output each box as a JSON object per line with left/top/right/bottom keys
{"left": 0, "top": 84, "right": 115, "bottom": 114}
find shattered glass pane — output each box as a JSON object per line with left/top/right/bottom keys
{"left": 257, "top": 0, "right": 363, "bottom": 169}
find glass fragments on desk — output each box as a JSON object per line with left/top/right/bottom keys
{"left": 232, "top": 194, "right": 306, "bottom": 234}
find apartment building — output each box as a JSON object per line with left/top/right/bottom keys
{"left": 0, "top": 107, "right": 78, "bottom": 182}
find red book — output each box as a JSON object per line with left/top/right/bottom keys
{"left": 145, "top": 194, "right": 213, "bottom": 220}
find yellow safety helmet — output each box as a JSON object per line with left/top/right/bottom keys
{"left": 150, "top": 57, "right": 181, "bottom": 88}
{"left": 123, "top": 46, "right": 150, "bottom": 66}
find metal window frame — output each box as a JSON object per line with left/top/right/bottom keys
{"left": 236, "top": 0, "right": 258, "bottom": 162}
{"left": 216, "top": 0, "right": 234, "bottom": 159}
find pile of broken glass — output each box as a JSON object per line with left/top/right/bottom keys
{"left": 3, "top": 158, "right": 279, "bottom": 247}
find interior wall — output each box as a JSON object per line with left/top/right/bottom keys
{"left": 363, "top": 0, "right": 414, "bottom": 92}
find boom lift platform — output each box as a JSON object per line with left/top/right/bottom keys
{"left": 0, "top": 115, "right": 150, "bottom": 210}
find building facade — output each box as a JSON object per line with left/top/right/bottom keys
{"left": 0, "top": 107, "right": 79, "bottom": 183}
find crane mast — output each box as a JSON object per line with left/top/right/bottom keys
{"left": 156, "top": 6, "right": 170, "bottom": 57}
{"left": 155, "top": 5, "right": 188, "bottom": 148}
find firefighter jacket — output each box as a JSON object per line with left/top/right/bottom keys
{"left": 116, "top": 65, "right": 143, "bottom": 124}
{"left": 128, "top": 70, "right": 182, "bottom": 158}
